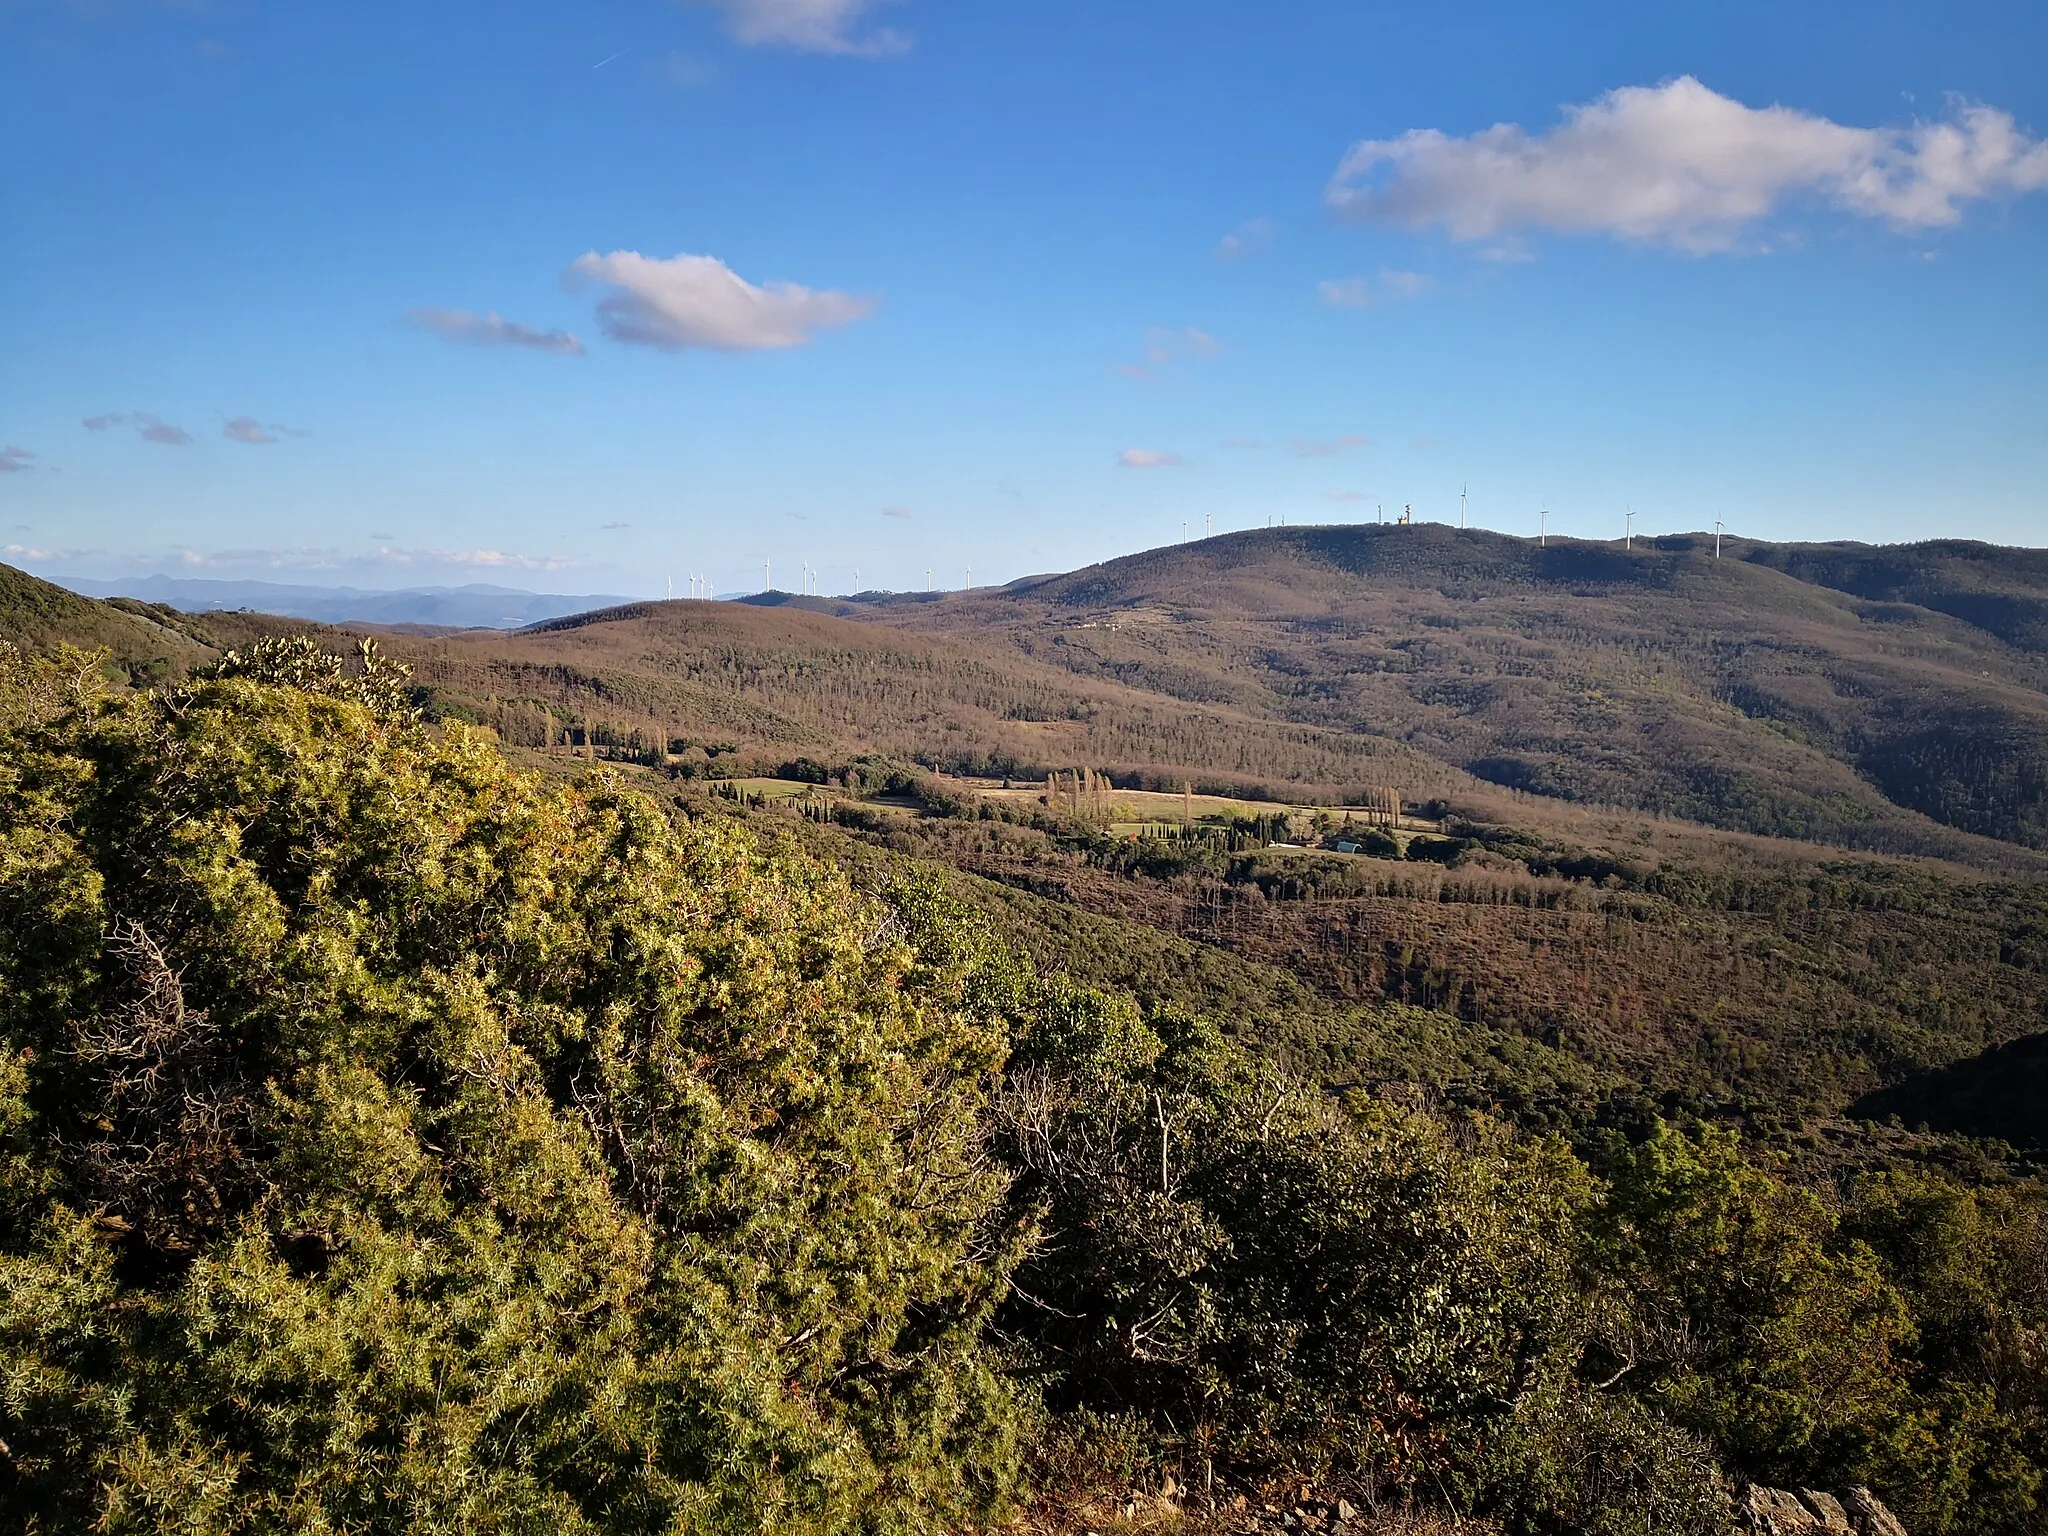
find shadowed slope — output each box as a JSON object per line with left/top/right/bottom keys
{"left": 853, "top": 526, "right": 2048, "bottom": 858}
{"left": 0, "top": 563, "right": 213, "bottom": 681}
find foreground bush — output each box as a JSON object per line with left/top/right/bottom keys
{"left": 0, "top": 645, "right": 1020, "bottom": 1532}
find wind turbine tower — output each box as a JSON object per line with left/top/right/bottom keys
{"left": 1460, "top": 484, "right": 1467, "bottom": 529}
{"left": 1539, "top": 507, "right": 1548, "bottom": 547}
{"left": 1714, "top": 520, "right": 1725, "bottom": 559}
{"left": 764, "top": 558, "right": 771, "bottom": 593}
{"left": 1625, "top": 505, "right": 1635, "bottom": 551}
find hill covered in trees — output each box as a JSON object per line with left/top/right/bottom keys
{"left": 2, "top": 637, "right": 2043, "bottom": 1535}
{"left": 5, "top": 533, "right": 2048, "bottom": 1532}
{"left": 851, "top": 526, "right": 2048, "bottom": 860}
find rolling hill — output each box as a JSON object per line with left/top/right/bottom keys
{"left": 841, "top": 525, "right": 2048, "bottom": 861}
{"left": 4, "top": 550, "right": 2048, "bottom": 1155}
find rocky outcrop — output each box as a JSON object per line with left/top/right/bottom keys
{"left": 1739, "top": 1484, "right": 1906, "bottom": 1535}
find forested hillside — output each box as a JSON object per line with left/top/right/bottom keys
{"left": 857, "top": 527, "right": 2048, "bottom": 859}
{"left": 4, "top": 541, "right": 2047, "bottom": 1534}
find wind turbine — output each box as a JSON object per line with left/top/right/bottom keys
{"left": 1539, "top": 506, "right": 1548, "bottom": 547}
{"left": 926, "top": 567, "right": 933, "bottom": 592}
{"left": 1460, "top": 483, "right": 1467, "bottom": 529}
{"left": 1624, "top": 505, "right": 1634, "bottom": 551}
{"left": 964, "top": 565, "right": 971, "bottom": 589}
{"left": 1205, "top": 513, "right": 1212, "bottom": 538}
{"left": 1714, "top": 520, "right": 1725, "bottom": 559}
{"left": 764, "top": 558, "right": 771, "bottom": 593}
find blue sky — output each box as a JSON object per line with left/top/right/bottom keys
{"left": 3, "top": 0, "right": 2045, "bottom": 596}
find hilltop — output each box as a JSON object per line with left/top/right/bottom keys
{"left": 0, "top": 563, "right": 211, "bottom": 682}
{"left": 843, "top": 525, "right": 2048, "bottom": 862}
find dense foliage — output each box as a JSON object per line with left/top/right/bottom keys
{"left": 1, "top": 642, "right": 2044, "bottom": 1535}
{"left": 0, "top": 643, "right": 1018, "bottom": 1532}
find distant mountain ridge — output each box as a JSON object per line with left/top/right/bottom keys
{"left": 62, "top": 575, "right": 638, "bottom": 630}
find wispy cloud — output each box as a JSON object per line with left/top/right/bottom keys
{"left": 1327, "top": 77, "right": 2048, "bottom": 253}
{"left": 882, "top": 505, "right": 912, "bottom": 519}
{"left": 566, "top": 250, "right": 875, "bottom": 351}
{"left": 600, "top": 520, "right": 631, "bottom": 530}
{"left": 1117, "top": 325, "right": 1220, "bottom": 379}
{"left": 81, "top": 411, "right": 193, "bottom": 445}
{"left": 168, "top": 545, "right": 584, "bottom": 574}
{"left": 652, "top": 49, "right": 715, "bottom": 87}
{"left": 1215, "top": 217, "right": 1277, "bottom": 261}
{"left": 1290, "top": 434, "right": 1371, "bottom": 458}
{"left": 0, "top": 447, "right": 36, "bottom": 474}
{"left": 1118, "top": 448, "right": 1182, "bottom": 470}
{"left": 406, "top": 308, "right": 586, "bottom": 355}
{"left": 687, "top": 0, "right": 908, "bottom": 56}
{"left": 134, "top": 413, "right": 192, "bottom": 445}
{"left": 1318, "top": 270, "right": 1433, "bottom": 308}
{"left": 222, "top": 416, "right": 311, "bottom": 445}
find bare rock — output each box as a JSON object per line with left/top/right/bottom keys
{"left": 1741, "top": 1485, "right": 1822, "bottom": 1533}
{"left": 1842, "top": 1487, "right": 1909, "bottom": 1536}
{"left": 1798, "top": 1490, "right": 1855, "bottom": 1532}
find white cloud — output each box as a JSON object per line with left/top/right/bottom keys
{"left": 566, "top": 250, "right": 875, "bottom": 351}
{"left": 1318, "top": 270, "right": 1433, "bottom": 307}
{"left": 689, "top": 0, "right": 908, "bottom": 56}
{"left": 1327, "top": 77, "right": 2048, "bottom": 253}
{"left": 170, "top": 546, "right": 582, "bottom": 574}
{"left": 406, "top": 308, "right": 586, "bottom": 355}
{"left": 0, "top": 447, "right": 35, "bottom": 474}
{"left": 1215, "top": 217, "right": 1277, "bottom": 260}
{"left": 1118, "top": 449, "right": 1182, "bottom": 469}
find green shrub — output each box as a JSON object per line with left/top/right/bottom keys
{"left": 0, "top": 654, "right": 1022, "bottom": 1533}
